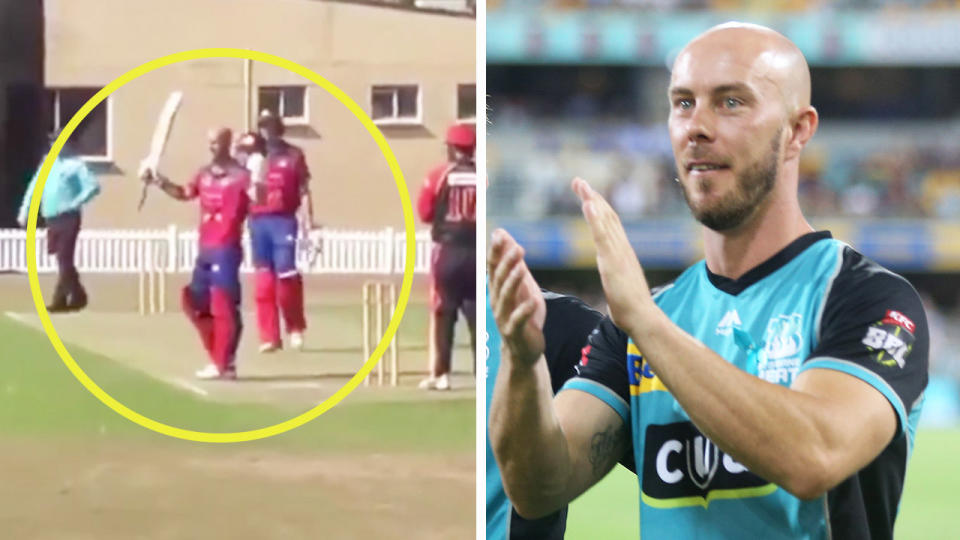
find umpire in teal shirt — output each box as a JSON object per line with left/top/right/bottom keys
{"left": 17, "top": 138, "right": 100, "bottom": 312}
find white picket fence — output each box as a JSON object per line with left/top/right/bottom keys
{"left": 0, "top": 226, "right": 433, "bottom": 275}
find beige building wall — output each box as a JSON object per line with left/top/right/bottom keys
{"left": 44, "top": 0, "right": 475, "bottom": 229}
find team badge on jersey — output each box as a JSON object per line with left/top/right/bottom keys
{"left": 757, "top": 313, "right": 804, "bottom": 385}
{"left": 862, "top": 309, "right": 915, "bottom": 368}
{"left": 763, "top": 313, "right": 803, "bottom": 360}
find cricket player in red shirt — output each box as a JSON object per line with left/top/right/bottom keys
{"left": 144, "top": 127, "right": 250, "bottom": 380}
{"left": 247, "top": 110, "right": 314, "bottom": 353}
{"left": 417, "top": 123, "right": 477, "bottom": 391}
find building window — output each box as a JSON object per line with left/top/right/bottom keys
{"left": 457, "top": 83, "right": 476, "bottom": 122}
{"left": 258, "top": 86, "right": 308, "bottom": 123}
{"left": 46, "top": 87, "right": 110, "bottom": 160}
{"left": 371, "top": 84, "right": 421, "bottom": 124}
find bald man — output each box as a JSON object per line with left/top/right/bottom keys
{"left": 489, "top": 23, "right": 928, "bottom": 539}
{"left": 145, "top": 128, "right": 251, "bottom": 380}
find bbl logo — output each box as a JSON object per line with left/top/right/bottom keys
{"left": 862, "top": 310, "right": 915, "bottom": 369}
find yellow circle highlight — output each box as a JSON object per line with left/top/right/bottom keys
{"left": 25, "top": 47, "right": 417, "bottom": 443}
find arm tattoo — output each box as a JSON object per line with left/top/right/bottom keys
{"left": 589, "top": 423, "right": 623, "bottom": 477}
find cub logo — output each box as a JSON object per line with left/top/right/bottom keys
{"left": 643, "top": 422, "right": 774, "bottom": 508}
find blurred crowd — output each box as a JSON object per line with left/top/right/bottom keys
{"left": 488, "top": 122, "right": 960, "bottom": 220}
{"left": 489, "top": 47, "right": 960, "bottom": 219}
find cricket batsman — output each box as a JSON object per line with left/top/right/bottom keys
{"left": 417, "top": 123, "right": 477, "bottom": 391}
{"left": 248, "top": 110, "right": 314, "bottom": 352}
{"left": 144, "top": 127, "right": 250, "bottom": 380}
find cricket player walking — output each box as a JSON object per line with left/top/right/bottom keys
{"left": 17, "top": 135, "right": 101, "bottom": 312}
{"left": 417, "top": 124, "right": 477, "bottom": 391}
{"left": 248, "top": 110, "right": 314, "bottom": 352}
{"left": 144, "top": 127, "right": 250, "bottom": 380}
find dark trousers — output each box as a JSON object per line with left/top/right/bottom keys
{"left": 46, "top": 210, "right": 86, "bottom": 309}
{"left": 430, "top": 242, "right": 477, "bottom": 376}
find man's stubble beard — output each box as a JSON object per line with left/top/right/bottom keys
{"left": 680, "top": 128, "right": 782, "bottom": 232}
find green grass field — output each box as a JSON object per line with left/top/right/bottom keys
{"left": 0, "top": 309, "right": 474, "bottom": 448}
{"left": 567, "top": 430, "right": 960, "bottom": 539}
{"left": 0, "top": 313, "right": 475, "bottom": 538}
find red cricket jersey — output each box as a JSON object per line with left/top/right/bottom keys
{"left": 249, "top": 141, "right": 310, "bottom": 215}
{"left": 417, "top": 159, "right": 476, "bottom": 245}
{"left": 185, "top": 161, "right": 251, "bottom": 248}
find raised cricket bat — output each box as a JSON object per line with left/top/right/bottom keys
{"left": 138, "top": 91, "right": 183, "bottom": 210}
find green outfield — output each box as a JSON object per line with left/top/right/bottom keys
{"left": 0, "top": 300, "right": 475, "bottom": 539}
{"left": 567, "top": 430, "right": 960, "bottom": 539}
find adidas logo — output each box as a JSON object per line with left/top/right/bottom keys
{"left": 716, "top": 310, "right": 741, "bottom": 336}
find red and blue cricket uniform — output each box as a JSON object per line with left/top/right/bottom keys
{"left": 248, "top": 140, "right": 310, "bottom": 346}
{"left": 181, "top": 161, "right": 251, "bottom": 374}
{"left": 417, "top": 158, "right": 477, "bottom": 377}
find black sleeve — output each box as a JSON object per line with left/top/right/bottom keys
{"left": 805, "top": 247, "right": 929, "bottom": 434}
{"left": 542, "top": 291, "right": 604, "bottom": 394}
{"left": 569, "top": 317, "right": 631, "bottom": 407}
{"left": 564, "top": 317, "right": 635, "bottom": 473}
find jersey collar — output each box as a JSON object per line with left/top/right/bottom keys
{"left": 705, "top": 231, "right": 833, "bottom": 295}
{"left": 266, "top": 139, "right": 290, "bottom": 155}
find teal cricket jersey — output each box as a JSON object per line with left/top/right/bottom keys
{"left": 486, "top": 286, "right": 604, "bottom": 540}
{"left": 486, "top": 289, "right": 509, "bottom": 539}
{"left": 18, "top": 154, "right": 100, "bottom": 222}
{"left": 560, "top": 231, "right": 928, "bottom": 539}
